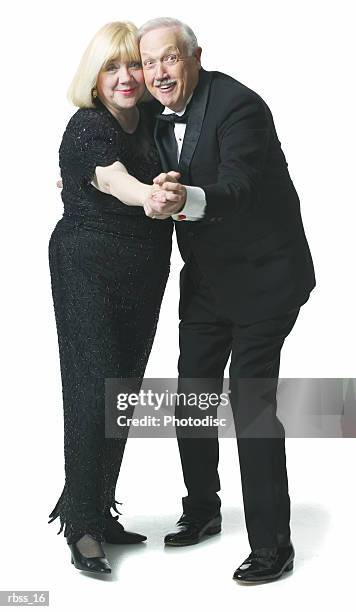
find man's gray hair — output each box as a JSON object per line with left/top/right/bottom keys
{"left": 137, "top": 17, "right": 199, "bottom": 55}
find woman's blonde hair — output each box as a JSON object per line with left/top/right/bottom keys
{"left": 67, "top": 21, "right": 141, "bottom": 108}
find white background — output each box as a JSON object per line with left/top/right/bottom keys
{"left": 1, "top": 0, "right": 355, "bottom": 609}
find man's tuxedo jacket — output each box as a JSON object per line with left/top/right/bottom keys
{"left": 153, "top": 68, "right": 316, "bottom": 324}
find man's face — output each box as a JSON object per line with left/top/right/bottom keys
{"left": 139, "top": 26, "right": 202, "bottom": 112}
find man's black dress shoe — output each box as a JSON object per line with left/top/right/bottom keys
{"left": 69, "top": 541, "right": 112, "bottom": 574}
{"left": 164, "top": 513, "right": 222, "bottom": 546}
{"left": 103, "top": 513, "right": 147, "bottom": 544}
{"left": 233, "top": 543, "right": 295, "bottom": 584}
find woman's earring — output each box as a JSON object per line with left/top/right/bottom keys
{"left": 92, "top": 88, "right": 98, "bottom": 98}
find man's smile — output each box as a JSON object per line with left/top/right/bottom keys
{"left": 155, "top": 80, "right": 177, "bottom": 92}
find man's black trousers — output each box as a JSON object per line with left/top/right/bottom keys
{"left": 176, "top": 255, "right": 299, "bottom": 550}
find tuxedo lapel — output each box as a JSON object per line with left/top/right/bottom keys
{"left": 154, "top": 111, "right": 170, "bottom": 170}
{"left": 154, "top": 119, "right": 172, "bottom": 172}
{"left": 178, "top": 69, "right": 213, "bottom": 182}
{"left": 153, "top": 69, "right": 213, "bottom": 179}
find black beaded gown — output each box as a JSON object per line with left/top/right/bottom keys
{"left": 47, "top": 99, "right": 173, "bottom": 545}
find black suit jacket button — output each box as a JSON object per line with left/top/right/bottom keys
{"left": 217, "top": 217, "right": 223, "bottom": 222}
{"left": 210, "top": 217, "right": 216, "bottom": 222}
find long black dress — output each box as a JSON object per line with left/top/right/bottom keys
{"left": 47, "top": 99, "right": 173, "bottom": 545}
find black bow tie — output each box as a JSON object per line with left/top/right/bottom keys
{"left": 156, "top": 108, "right": 190, "bottom": 124}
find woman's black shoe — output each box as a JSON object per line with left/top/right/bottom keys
{"left": 103, "top": 513, "right": 147, "bottom": 544}
{"left": 69, "top": 541, "right": 111, "bottom": 574}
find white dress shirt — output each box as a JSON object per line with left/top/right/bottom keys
{"left": 161, "top": 97, "right": 207, "bottom": 221}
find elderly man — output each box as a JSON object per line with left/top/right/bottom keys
{"left": 138, "top": 17, "right": 315, "bottom": 584}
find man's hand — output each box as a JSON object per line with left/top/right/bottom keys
{"left": 144, "top": 182, "right": 187, "bottom": 218}
{"left": 144, "top": 187, "right": 187, "bottom": 217}
{"left": 153, "top": 171, "right": 181, "bottom": 186}
{"left": 143, "top": 170, "right": 186, "bottom": 218}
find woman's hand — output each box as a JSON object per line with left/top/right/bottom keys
{"left": 144, "top": 184, "right": 171, "bottom": 219}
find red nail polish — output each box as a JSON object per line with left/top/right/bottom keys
{"left": 177, "top": 214, "right": 186, "bottom": 221}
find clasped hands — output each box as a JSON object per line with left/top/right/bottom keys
{"left": 144, "top": 171, "right": 186, "bottom": 219}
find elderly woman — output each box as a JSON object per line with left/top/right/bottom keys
{"left": 47, "top": 21, "right": 179, "bottom": 574}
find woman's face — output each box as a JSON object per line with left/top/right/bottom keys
{"left": 96, "top": 57, "right": 145, "bottom": 111}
